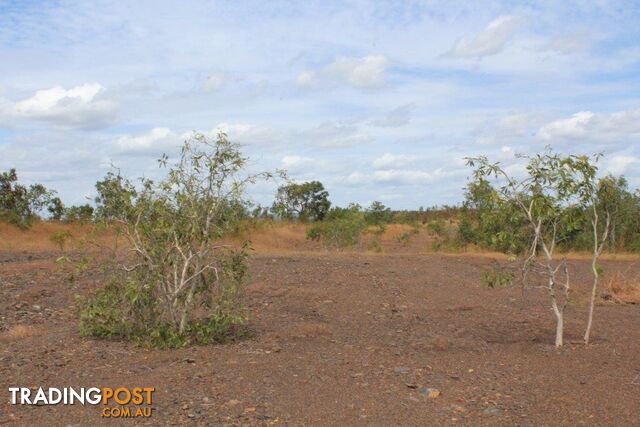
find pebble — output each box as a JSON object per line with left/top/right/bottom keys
{"left": 419, "top": 387, "right": 441, "bottom": 398}
{"left": 483, "top": 406, "right": 503, "bottom": 416}
{"left": 394, "top": 366, "right": 410, "bottom": 374}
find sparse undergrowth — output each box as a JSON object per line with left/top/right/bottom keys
{"left": 602, "top": 271, "right": 640, "bottom": 304}
{"left": 481, "top": 267, "right": 515, "bottom": 288}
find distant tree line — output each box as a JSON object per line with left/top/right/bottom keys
{"left": 2, "top": 153, "right": 640, "bottom": 253}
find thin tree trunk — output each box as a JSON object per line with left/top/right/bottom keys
{"left": 584, "top": 211, "right": 609, "bottom": 345}
{"left": 551, "top": 296, "right": 563, "bottom": 347}
{"left": 584, "top": 261, "right": 598, "bottom": 345}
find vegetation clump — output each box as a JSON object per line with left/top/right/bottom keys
{"left": 467, "top": 148, "right": 611, "bottom": 346}
{"left": 79, "top": 132, "right": 269, "bottom": 347}
{"left": 307, "top": 204, "right": 367, "bottom": 249}
{"left": 271, "top": 180, "right": 330, "bottom": 221}
{"left": 0, "top": 168, "right": 56, "bottom": 228}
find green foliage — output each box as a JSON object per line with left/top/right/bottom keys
{"left": 49, "top": 231, "right": 73, "bottom": 250}
{"left": 457, "top": 178, "right": 529, "bottom": 253}
{"left": 396, "top": 224, "right": 420, "bottom": 245}
{"left": 271, "top": 180, "right": 330, "bottom": 221}
{"left": 79, "top": 132, "right": 268, "bottom": 347}
{"left": 63, "top": 204, "right": 95, "bottom": 223}
{"left": 368, "top": 238, "right": 383, "bottom": 253}
{"left": 48, "top": 197, "right": 65, "bottom": 220}
{"left": 78, "top": 268, "right": 246, "bottom": 348}
{"left": 596, "top": 176, "right": 640, "bottom": 251}
{"left": 364, "top": 201, "right": 393, "bottom": 225}
{"left": 307, "top": 204, "right": 367, "bottom": 249}
{"left": 94, "top": 171, "right": 137, "bottom": 222}
{"left": 0, "top": 168, "right": 56, "bottom": 228}
{"left": 481, "top": 268, "right": 514, "bottom": 288}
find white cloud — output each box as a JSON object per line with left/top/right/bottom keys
{"left": 372, "top": 153, "right": 416, "bottom": 169}
{"left": 302, "top": 121, "right": 372, "bottom": 148}
{"left": 447, "top": 15, "right": 520, "bottom": 59}
{"left": 116, "top": 127, "right": 179, "bottom": 153}
{"left": 297, "top": 55, "right": 390, "bottom": 90}
{"left": 295, "top": 71, "right": 316, "bottom": 88}
{"left": 9, "top": 83, "right": 116, "bottom": 129}
{"left": 542, "top": 30, "right": 591, "bottom": 54}
{"left": 474, "top": 111, "right": 545, "bottom": 146}
{"left": 537, "top": 109, "right": 640, "bottom": 142}
{"left": 372, "top": 104, "right": 414, "bottom": 127}
{"left": 280, "top": 155, "right": 315, "bottom": 173}
{"left": 345, "top": 167, "right": 454, "bottom": 186}
{"left": 214, "top": 122, "right": 284, "bottom": 146}
{"left": 203, "top": 73, "right": 226, "bottom": 92}
{"left": 605, "top": 155, "right": 638, "bottom": 175}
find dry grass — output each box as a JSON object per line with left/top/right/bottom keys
{"left": 4, "top": 221, "right": 640, "bottom": 261}
{"left": 0, "top": 325, "right": 41, "bottom": 341}
{"left": 0, "top": 222, "right": 95, "bottom": 252}
{"left": 236, "top": 221, "right": 310, "bottom": 253}
{"left": 603, "top": 269, "right": 640, "bottom": 304}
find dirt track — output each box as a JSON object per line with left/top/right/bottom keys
{"left": 1, "top": 251, "right": 639, "bottom": 426}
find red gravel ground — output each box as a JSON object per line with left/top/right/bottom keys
{"left": 1, "top": 250, "right": 639, "bottom": 425}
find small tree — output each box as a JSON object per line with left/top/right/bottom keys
{"left": 80, "top": 132, "right": 273, "bottom": 346}
{"left": 0, "top": 168, "right": 55, "bottom": 228}
{"left": 63, "top": 204, "right": 95, "bottom": 223}
{"left": 48, "top": 197, "right": 65, "bottom": 220}
{"left": 364, "top": 201, "right": 393, "bottom": 225}
{"left": 467, "top": 149, "right": 608, "bottom": 347}
{"left": 94, "top": 171, "right": 137, "bottom": 222}
{"left": 271, "top": 180, "right": 330, "bottom": 221}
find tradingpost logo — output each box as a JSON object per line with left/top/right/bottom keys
{"left": 8, "top": 386, "right": 155, "bottom": 418}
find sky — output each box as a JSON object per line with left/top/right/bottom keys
{"left": 1, "top": 0, "right": 639, "bottom": 209}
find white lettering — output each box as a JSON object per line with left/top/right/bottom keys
{"left": 86, "top": 388, "right": 101, "bottom": 405}
{"left": 48, "top": 388, "right": 62, "bottom": 404}
{"left": 20, "top": 388, "right": 31, "bottom": 404}
{"left": 8, "top": 387, "right": 19, "bottom": 404}
{"left": 32, "top": 387, "right": 47, "bottom": 404}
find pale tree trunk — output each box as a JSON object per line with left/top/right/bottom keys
{"left": 584, "top": 210, "right": 610, "bottom": 345}
{"left": 584, "top": 258, "right": 598, "bottom": 345}
{"left": 552, "top": 299, "right": 564, "bottom": 347}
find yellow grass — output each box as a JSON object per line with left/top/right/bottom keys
{"left": 605, "top": 269, "right": 640, "bottom": 304}
{"left": 0, "top": 221, "right": 123, "bottom": 253}
{"left": 2, "top": 221, "right": 640, "bottom": 262}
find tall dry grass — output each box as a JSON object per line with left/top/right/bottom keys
{"left": 0, "top": 221, "right": 118, "bottom": 253}
{"left": 604, "top": 269, "right": 640, "bottom": 304}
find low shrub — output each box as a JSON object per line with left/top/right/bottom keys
{"left": 78, "top": 132, "right": 269, "bottom": 348}
{"left": 481, "top": 267, "right": 514, "bottom": 288}
{"left": 49, "top": 231, "right": 73, "bottom": 251}
{"left": 307, "top": 204, "right": 367, "bottom": 249}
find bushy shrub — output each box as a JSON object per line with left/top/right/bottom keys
{"left": 79, "top": 132, "right": 269, "bottom": 347}
{"left": 49, "top": 230, "right": 73, "bottom": 250}
{"left": 63, "top": 204, "right": 95, "bottom": 223}
{"left": 364, "top": 201, "right": 392, "bottom": 225}
{"left": 481, "top": 268, "right": 514, "bottom": 288}
{"left": 307, "top": 204, "right": 367, "bottom": 249}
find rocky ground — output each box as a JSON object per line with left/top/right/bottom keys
{"left": 1, "top": 250, "right": 639, "bottom": 426}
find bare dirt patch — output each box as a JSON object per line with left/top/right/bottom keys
{"left": 1, "top": 249, "right": 639, "bottom": 425}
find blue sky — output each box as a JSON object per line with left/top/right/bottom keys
{"left": 1, "top": 0, "right": 639, "bottom": 208}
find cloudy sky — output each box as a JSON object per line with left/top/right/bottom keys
{"left": 1, "top": 1, "right": 639, "bottom": 209}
